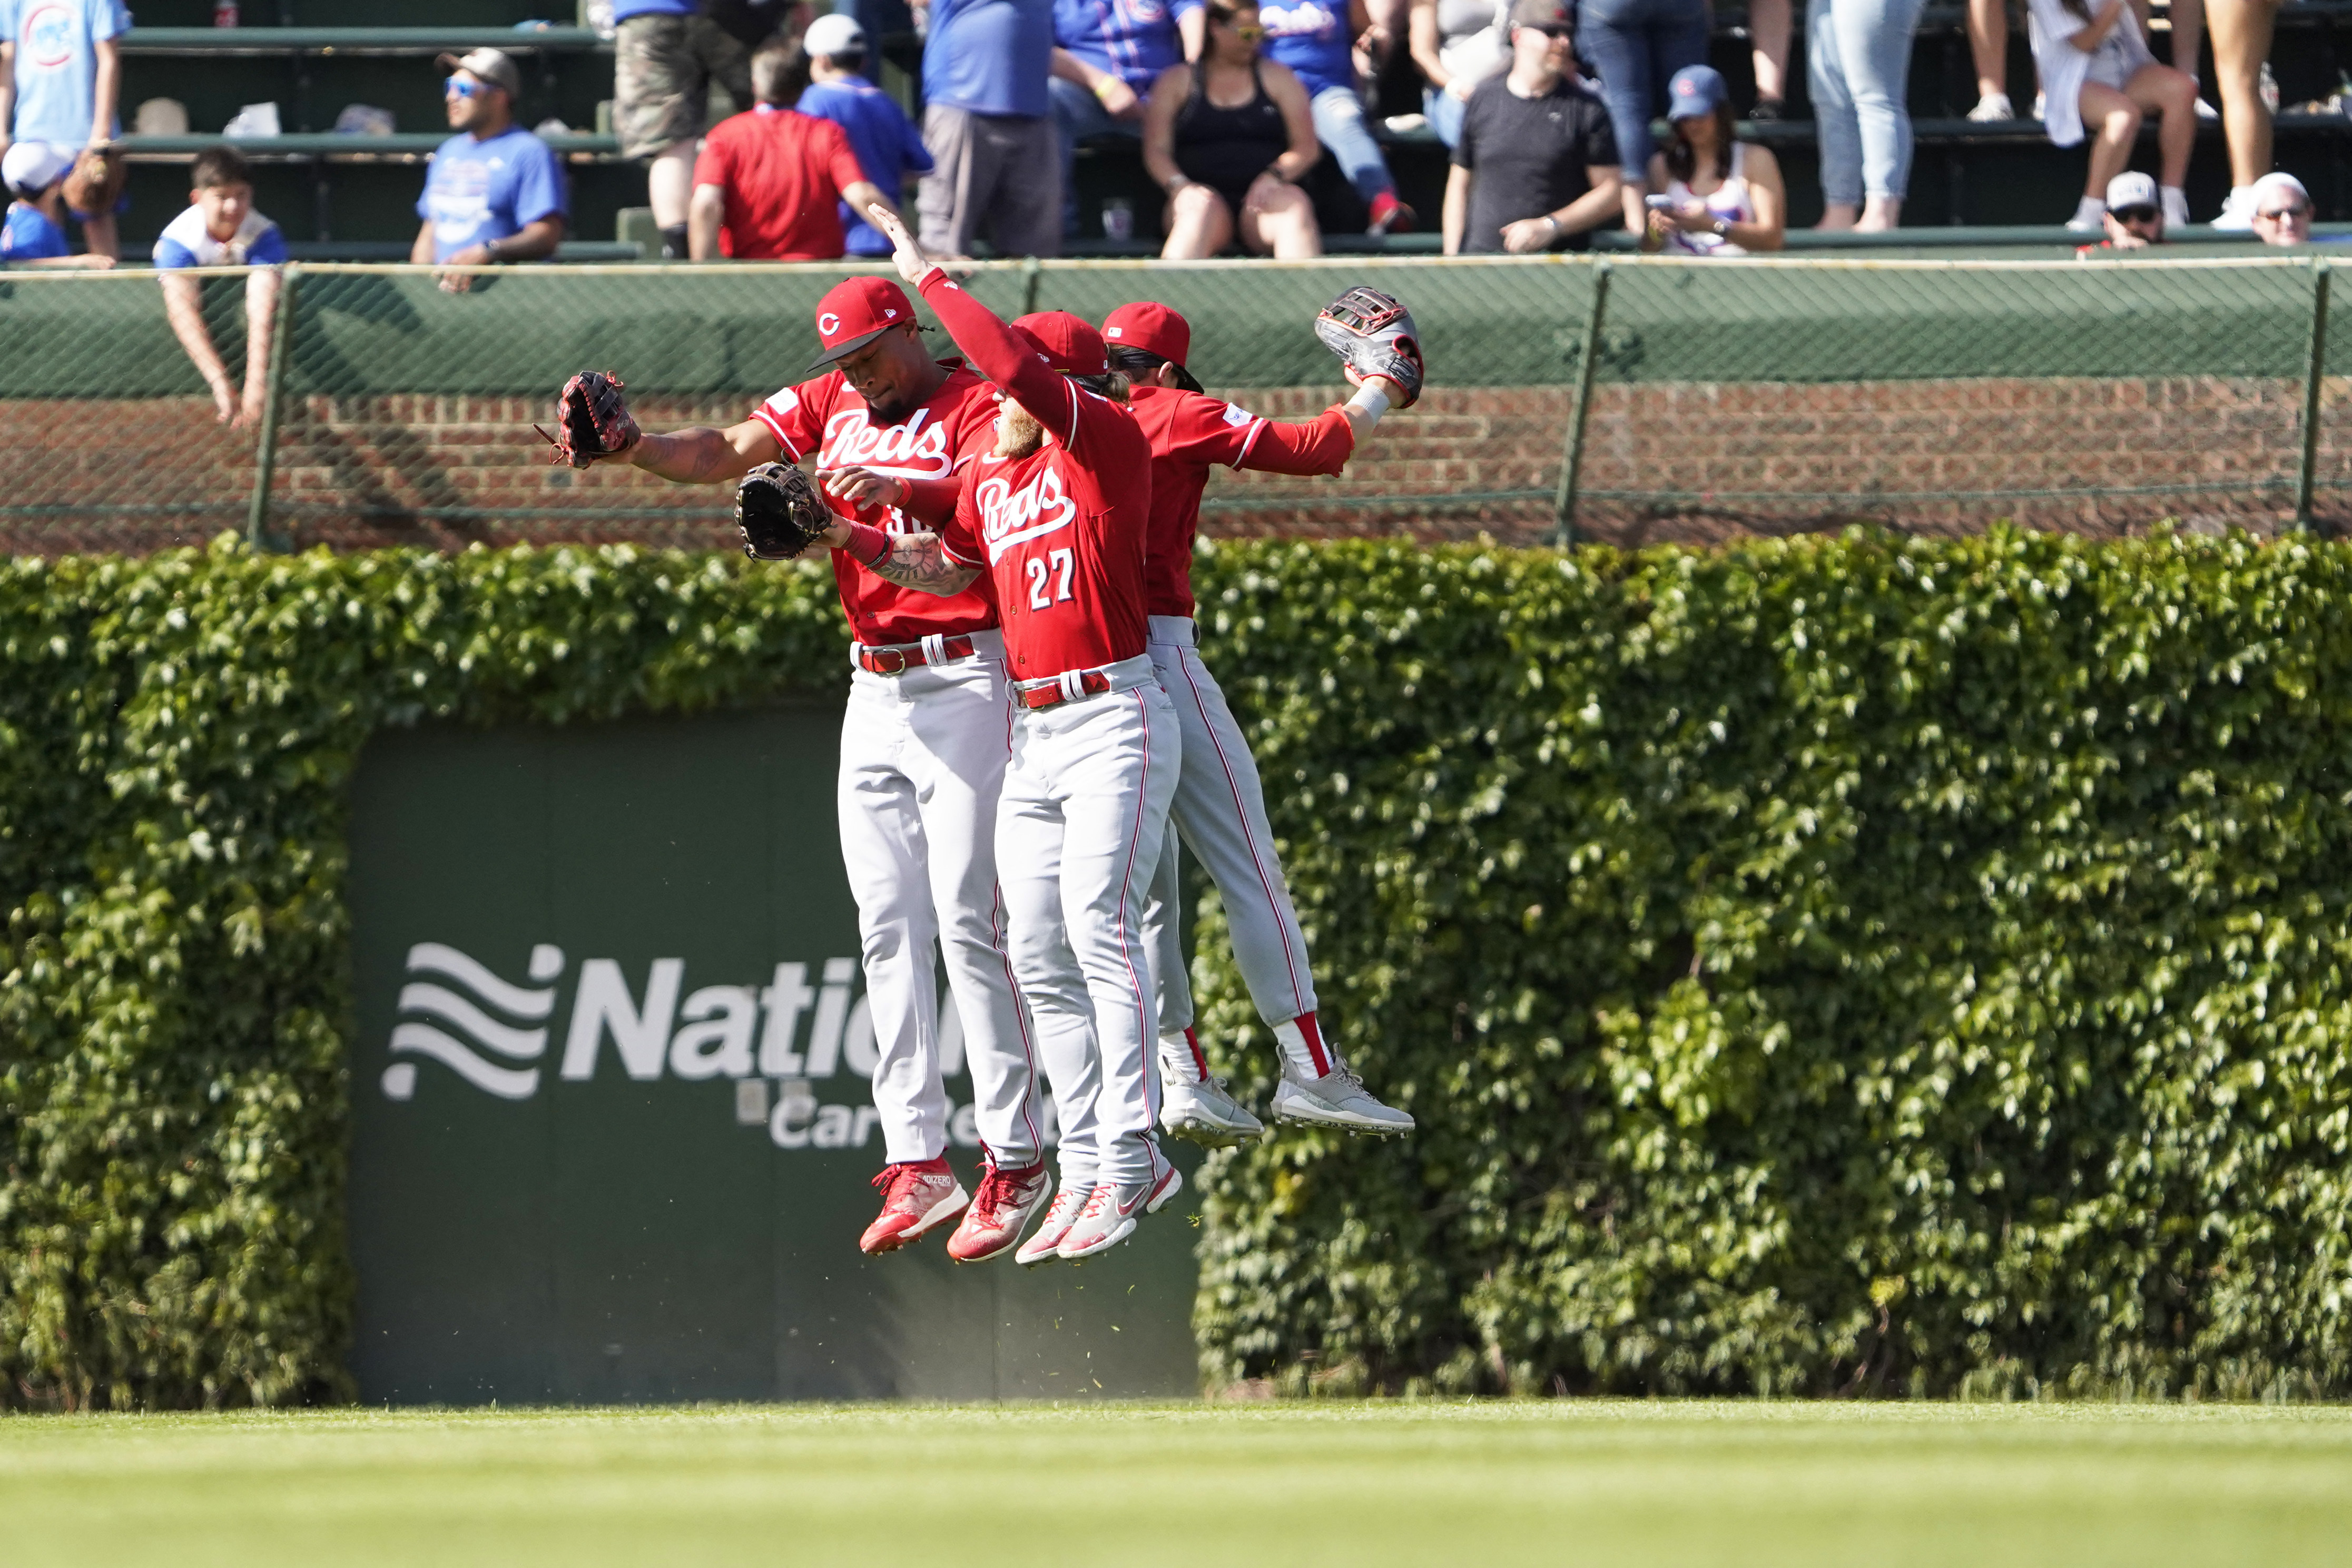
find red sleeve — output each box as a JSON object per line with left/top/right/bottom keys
{"left": 939, "top": 472, "right": 987, "bottom": 567}
{"left": 821, "top": 120, "right": 866, "bottom": 196}
{"left": 691, "top": 123, "right": 732, "bottom": 188}
{"left": 898, "top": 475, "right": 962, "bottom": 526}
{"left": 751, "top": 374, "right": 829, "bottom": 462}
{"left": 1238, "top": 407, "right": 1356, "bottom": 476}
{"left": 917, "top": 270, "right": 1079, "bottom": 446}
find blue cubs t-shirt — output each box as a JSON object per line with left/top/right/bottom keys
{"left": 152, "top": 202, "right": 290, "bottom": 267}
{"left": 798, "top": 73, "right": 932, "bottom": 255}
{"left": 1053, "top": 0, "right": 1202, "bottom": 94}
{"left": 2, "top": 201, "right": 70, "bottom": 261}
{"left": 1259, "top": 0, "right": 1355, "bottom": 97}
{"left": 1, "top": 0, "right": 130, "bottom": 146}
{"left": 610, "top": 0, "right": 694, "bottom": 19}
{"left": 922, "top": 0, "right": 1054, "bottom": 117}
{"left": 416, "top": 126, "right": 567, "bottom": 262}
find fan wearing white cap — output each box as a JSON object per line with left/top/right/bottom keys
{"left": 407, "top": 47, "right": 567, "bottom": 293}
{"left": 2074, "top": 169, "right": 2166, "bottom": 254}
{"left": 2, "top": 140, "right": 110, "bottom": 269}
{"left": 796, "top": 12, "right": 934, "bottom": 259}
{"left": 2247, "top": 172, "right": 2312, "bottom": 248}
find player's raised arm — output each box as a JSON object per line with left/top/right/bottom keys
{"left": 867, "top": 202, "right": 1080, "bottom": 446}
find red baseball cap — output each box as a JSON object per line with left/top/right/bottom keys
{"left": 1101, "top": 301, "right": 1191, "bottom": 366}
{"left": 1011, "top": 310, "right": 1108, "bottom": 377}
{"left": 808, "top": 275, "right": 918, "bottom": 369}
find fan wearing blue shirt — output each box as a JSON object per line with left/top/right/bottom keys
{"left": 408, "top": 47, "right": 567, "bottom": 293}
{"left": 914, "top": 0, "right": 1060, "bottom": 257}
{"left": 1259, "top": 0, "right": 1415, "bottom": 232}
{"left": 153, "top": 145, "right": 289, "bottom": 428}
{"left": 1048, "top": 0, "right": 1205, "bottom": 238}
{"left": 2, "top": 138, "right": 109, "bottom": 267}
{"left": 796, "top": 12, "right": 932, "bottom": 257}
{"left": 0, "top": 0, "right": 130, "bottom": 258}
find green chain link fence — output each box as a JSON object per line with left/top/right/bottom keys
{"left": 0, "top": 255, "right": 2340, "bottom": 553}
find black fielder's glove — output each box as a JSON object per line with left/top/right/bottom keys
{"left": 1315, "top": 286, "right": 1425, "bottom": 408}
{"left": 537, "top": 370, "right": 642, "bottom": 468}
{"left": 735, "top": 462, "right": 833, "bottom": 560}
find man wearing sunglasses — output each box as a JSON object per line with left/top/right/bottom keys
{"left": 2075, "top": 170, "right": 2167, "bottom": 257}
{"left": 2247, "top": 171, "right": 2313, "bottom": 248}
{"left": 410, "top": 47, "right": 567, "bottom": 293}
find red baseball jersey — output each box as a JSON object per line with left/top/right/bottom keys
{"left": 692, "top": 106, "right": 867, "bottom": 260}
{"left": 753, "top": 364, "right": 1000, "bottom": 645}
{"left": 1127, "top": 383, "right": 1355, "bottom": 619}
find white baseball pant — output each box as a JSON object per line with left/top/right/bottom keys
{"left": 1143, "top": 615, "right": 1319, "bottom": 1041}
{"left": 838, "top": 630, "right": 1044, "bottom": 1168}
{"left": 997, "top": 656, "right": 1181, "bottom": 1189}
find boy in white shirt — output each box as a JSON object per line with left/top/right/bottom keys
{"left": 153, "top": 145, "right": 288, "bottom": 429}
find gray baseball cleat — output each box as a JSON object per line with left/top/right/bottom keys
{"left": 1270, "top": 1061, "right": 1414, "bottom": 1137}
{"left": 1057, "top": 1165, "right": 1184, "bottom": 1260}
{"left": 1160, "top": 1074, "right": 1266, "bottom": 1147}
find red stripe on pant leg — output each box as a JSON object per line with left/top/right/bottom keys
{"left": 1176, "top": 648, "right": 1310, "bottom": 1019}
{"left": 1295, "top": 1010, "right": 1331, "bottom": 1077}
{"left": 1185, "top": 1026, "right": 1209, "bottom": 1079}
{"left": 1110, "top": 689, "right": 1162, "bottom": 1183}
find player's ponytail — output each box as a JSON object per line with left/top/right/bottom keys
{"left": 1107, "top": 346, "right": 1206, "bottom": 396}
{"left": 1071, "top": 371, "right": 1133, "bottom": 404}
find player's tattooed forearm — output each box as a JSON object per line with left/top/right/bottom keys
{"left": 869, "top": 531, "right": 980, "bottom": 597}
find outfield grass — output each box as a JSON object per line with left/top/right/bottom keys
{"left": 6, "top": 1401, "right": 2351, "bottom": 1566}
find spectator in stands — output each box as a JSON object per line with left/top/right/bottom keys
{"left": 614, "top": 1, "right": 804, "bottom": 261}
{"left": 1145, "top": 0, "right": 1324, "bottom": 256}
{"left": 1407, "top": 0, "right": 1511, "bottom": 148}
{"left": 1809, "top": 0, "right": 1928, "bottom": 231}
{"left": 1747, "top": 0, "right": 1790, "bottom": 119}
{"left": 1638, "top": 65, "right": 1783, "bottom": 253}
{"left": 2073, "top": 168, "right": 2167, "bottom": 254}
{"left": 409, "top": 49, "right": 568, "bottom": 294}
{"left": 797, "top": 14, "right": 931, "bottom": 257}
{"left": 1576, "top": 0, "right": 1705, "bottom": 231}
{"left": 3, "top": 138, "right": 109, "bottom": 267}
{"left": 2246, "top": 171, "right": 2311, "bottom": 246}
{"left": 695, "top": 40, "right": 896, "bottom": 258}
{"left": 153, "top": 146, "right": 286, "bottom": 429}
{"left": 914, "top": 0, "right": 1061, "bottom": 258}
{"left": 2024, "top": 0, "right": 2194, "bottom": 232}
{"left": 2205, "top": 0, "right": 2280, "bottom": 229}
{"left": 1442, "top": 0, "right": 1620, "bottom": 253}
{"left": 1051, "top": 0, "right": 1205, "bottom": 239}
{"left": 1261, "top": 0, "right": 1416, "bottom": 233}
{"left": 0, "top": 0, "right": 127, "bottom": 259}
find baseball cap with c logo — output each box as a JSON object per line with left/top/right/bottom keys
{"left": 806, "top": 277, "right": 918, "bottom": 371}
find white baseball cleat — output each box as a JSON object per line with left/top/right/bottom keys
{"left": 1160, "top": 1074, "right": 1266, "bottom": 1147}
{"left": 1057, "top": 1166, "right": 1184, "bottom": 1261}
{"left": 1013, "top": 1180, "right": 1092, "bottom": 1267}
{"left": 1271, "top": 1062, "right": 1414, "bottom": 1137}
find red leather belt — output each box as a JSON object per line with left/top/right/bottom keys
{"left": 1017, "top": 670, "right": 1113, "bottom": 710}
{"left": 858, "top": 635, "right": 975, "bottom": 675}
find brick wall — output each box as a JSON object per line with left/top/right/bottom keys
{"left": 3, "top": 377, "right": 2338, "bottom": 558}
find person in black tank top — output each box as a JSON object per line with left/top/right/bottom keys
{"left": 1142, "top": 0, "right": 1325, "bottom": 258}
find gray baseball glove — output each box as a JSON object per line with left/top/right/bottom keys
{"left": 1314, "top": 285, "right": 1424, "bottom": 408}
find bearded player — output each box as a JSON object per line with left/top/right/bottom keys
{"left": 549, "top": 277, "right": 1052, "bottom": 1264}
{"left": 814, "top": 203, "right": 1183, "bottom": 1263}
{"left": 1100, "top": 299, "right": 1419, "bottom": 1146}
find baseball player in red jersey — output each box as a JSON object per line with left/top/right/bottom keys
{"left": 1100, "top": 300, "right": 1415, "bottom": 1144}
{"left": 817, "top": 204, "right": 1184, "bottom": 1263}
{"left": 580, "top": 275, "right": 1053, "bottom": 1264}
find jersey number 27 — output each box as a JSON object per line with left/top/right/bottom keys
{"left": 1026, "top": 548, "right": 1075, "bottom": 610}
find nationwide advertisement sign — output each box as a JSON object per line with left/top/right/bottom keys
{"left": 346, "top": 706, "right": 1202, "bottom": 1404}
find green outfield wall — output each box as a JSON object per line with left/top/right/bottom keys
{"left": 4, "top": 531, "right": 2352, "bottom": 1408}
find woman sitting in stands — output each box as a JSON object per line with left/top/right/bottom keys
{"left": 2025, "top": 0, "right": 2198, "bottom": 232}
{"left": 1143, "top": 0, "right": 1325, "bottom": 259}
{"left": 1638, "top": 65, "right": 1785, "bottom": 255}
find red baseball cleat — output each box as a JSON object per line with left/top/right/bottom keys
{"left": 859, "top": 1157, "right": 969, "bottom": 1255}
{"left": 945, "top": 1159, "right": 1052, "bottom": 1263}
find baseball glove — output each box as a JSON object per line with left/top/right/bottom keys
{"left": 735, "top": 462, "right": 833, "bottom": 560}
{"left": 537, "top": 370, "right": 642, "bottom": 469}
{"left": 62, "top": 147, "right": 127, "bottom": 217}
{"left": 1315, "top": 285, "right": 1424, "bottom": 408}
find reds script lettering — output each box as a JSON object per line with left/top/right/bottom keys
{"left": 977, "top": 470, "right": 1080, "bottom": 563}
{"left": 821, "top": 407, "right": 955, "bottom": 486}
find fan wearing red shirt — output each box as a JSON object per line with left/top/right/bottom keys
{"left": 1099, "top": 300, "right": 1417, "bottom": 1147}
{"left": 819, "top": 204, "right": 1183, "bottom": 1266}
{"left": 578, "top": 274, "right": 1056, "bottom": 1268}
{"left": 688, "top": 43, "right": 897, "bottom": 260}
